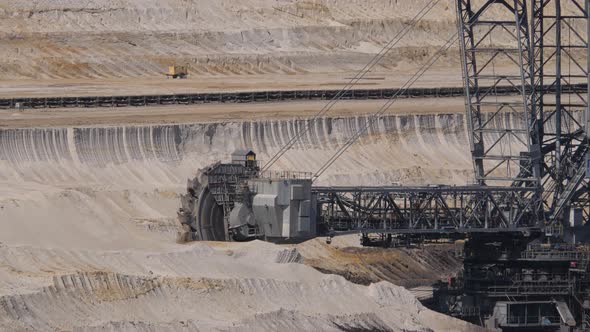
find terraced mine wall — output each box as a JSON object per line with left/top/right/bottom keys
{"left": 0, "top": 112, "right": 476, "bottom": 248}
{"left": 3, "top": 108, "right": 572, "bottom": 250}
{"left": 2, "top": 108, "right": 572, "bottom": 184}
{"left": 0, "top": 1, "right": 459, "bottom": 80}
{"left": 0, "top": 113, "right": 473, "bottom": 179}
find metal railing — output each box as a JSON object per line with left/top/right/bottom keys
{"left": 259, "top": 170, "right": 313, "bottom": 180}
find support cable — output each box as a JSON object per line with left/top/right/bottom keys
{"left": 312, "top": 33, "right": 458, "bottom": 182}
{"left": 261, "top": 0, "right": 441, "bottom": 172}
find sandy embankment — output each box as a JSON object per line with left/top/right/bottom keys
{"left": 0, "top": 240, "right": 483, "bottom": 331}
{"left": 0, "top": 0, "right": 463, "bottom": 98}
{"left": 0, "top": 109, "right": 481, "bottom": 330}
{"left": 0, "top": 1, "right": 493, "bottom": 330}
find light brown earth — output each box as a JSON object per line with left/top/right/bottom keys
{"left": 0, "top": 97, "right": 467, "bottom": 128}
{"left": 0, "top": 0, "right": 464, "bottom": 98}
{"left": 0, "top": 1, "right": 506, "bottom": 331}
{"left": 297, "top": 236, "right": 463, "bottom": 289}
{"left": 0, "top": 71, "right": 464, "bottom": 98}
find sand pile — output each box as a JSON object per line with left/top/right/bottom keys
{"left": 0, "top": 240, "right": 482, "bottom": 331}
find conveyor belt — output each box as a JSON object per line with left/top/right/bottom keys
{"left": 2, "top": 83, "right": 586, "bottom": 109}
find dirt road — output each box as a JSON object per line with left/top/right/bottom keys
{"left": 0, "top": 97, "right": 466, "bottom": 128}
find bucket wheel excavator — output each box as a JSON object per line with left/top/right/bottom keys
{"left": 177, "top": 0, "right": 590, "bottom": 330}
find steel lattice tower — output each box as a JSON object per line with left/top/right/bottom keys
{"left": 457, "top": 0, "right": 540, "bottom": 186}
{"left": 458, "top": 0, "right": 589, "bottom": 228}
{"left": 532, "top": 0, "right": 590, "bottom": 224}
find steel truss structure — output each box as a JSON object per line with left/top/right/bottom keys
{"left": 315, "top": 186, "right": 540, "bottom": 235}
{"left": 433, "top": 238, "right": 590, "bottom": 329}
{"left": 313, "top": 0, "right": 554, "bottom": 236}
{"left": 532, "top": 0, "right": 590, "bottom": 223}
{"left": 178, "top": 0, "right": 590, "bottom": 329}
{"left": 457, "top": 0, "right": 540, "bottom": 185}
{"left": 179, "top": 1, "right": 588, "bottom": 239}
{"left": 176, "top": 0, "right": 590, "bottom": 329}
{"left": 310, "top": 2, "right": 590, "bottom": 329}
{"left": 316, "top": 0, "right": 589, "bottom": 235}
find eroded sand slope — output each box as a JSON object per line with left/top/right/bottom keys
{"left": 0, "top": 113, "right": 474, "bottom": 250}
{"left": 0, "top": 240, "right": 483, "bottom": 331}
{"left": 0, "top": 112, "right": 484, "bottom": 331}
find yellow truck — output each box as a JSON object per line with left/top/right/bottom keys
{"left": 166, "top": 65, "right": 188, "bottom": 79}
